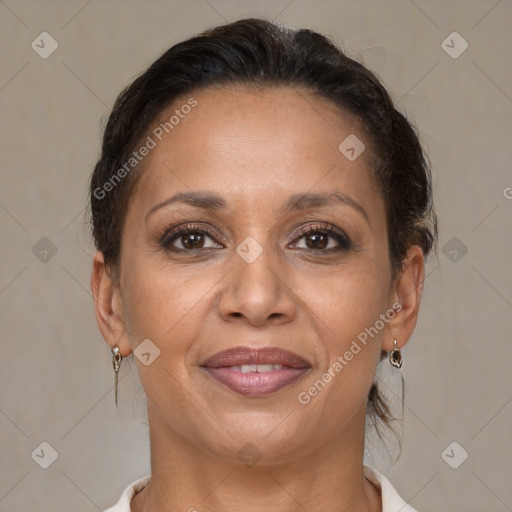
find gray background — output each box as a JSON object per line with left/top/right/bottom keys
{"left": 1, "top": 1, "right": 511, "bottom": 511}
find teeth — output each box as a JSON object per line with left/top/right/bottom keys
{"left": 232, "top": 364, "right": 283, "bottom": 373}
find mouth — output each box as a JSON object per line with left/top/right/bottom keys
{"left": 200, "top": 346, "right": 311, "bottom": 396}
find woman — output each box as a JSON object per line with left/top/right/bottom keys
{"left": 90, "top": 17, "right": 437, "bottom": 512}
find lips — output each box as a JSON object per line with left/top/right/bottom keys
{"left": 200, "top": 346, "right": 311, "bottom": 396}
{"left": 201, "top": 346, "right": 310, "bottom": 369}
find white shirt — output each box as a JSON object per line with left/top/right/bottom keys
{"left": 103, "top": 465, "right": 418, "bottom": 511}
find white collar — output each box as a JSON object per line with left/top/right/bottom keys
{"left": 363, "top": 465, "right": 418, "bottom": 511}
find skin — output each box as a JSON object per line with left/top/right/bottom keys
{"left": 91, "top": 85, "right": 424, "bottom": 512}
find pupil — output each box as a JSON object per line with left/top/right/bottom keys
{"left": 183, "top": 233, "right": 203, "bottom": 248}
{"left": 307, "top": 233, "right": 327, "bottom": 249}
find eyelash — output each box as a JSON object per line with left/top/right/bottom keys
{"left": 158, "top": 222, "right": 352, "bottom": 253}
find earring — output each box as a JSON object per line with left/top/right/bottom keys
{"left": 388, "top": 339, "right": 402, "bottom": 368}
{"left": 112, "top": 346, "right": 123, "bottom": 406}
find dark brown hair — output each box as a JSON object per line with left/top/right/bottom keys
{"left": 89, "top": 17, "right": 437, "bottom": 437}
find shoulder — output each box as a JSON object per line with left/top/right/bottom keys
{"left": 102, "top": 475, "right": 151, "bottom": 512}
{"left": 363, "top": 465, "right": 419, "bottom": 512}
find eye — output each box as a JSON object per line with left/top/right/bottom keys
{"left": 159, "top": 223, "right": 224, "bottom": 252}
{"left": 290, "top": 222, "right": 352, "bottom": 251}
{"left": 159, "top": 221, "right": 352, "bottom": 253}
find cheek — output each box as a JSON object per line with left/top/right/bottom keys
{"left": 120, "top": 253, "right": 220, "bottom": 353}
{"left": 300, "top": 260, "right": 389, "bottom": 397}
{"left": 293, "top": 265, "right": 388, "bottom": 426}
{"left": 305, "top": 258, "right": 390, "bottom": 338}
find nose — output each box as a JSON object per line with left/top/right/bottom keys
{"left": 217, "top": 237, "right": 297, "bottom": 326}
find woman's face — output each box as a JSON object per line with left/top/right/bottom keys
{"left": 103, "top": 85, "right": 414, "bottom": 463}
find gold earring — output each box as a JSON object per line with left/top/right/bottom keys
{"left": 388, "top": 339, "right": 402, "bottom": 368}
{"left": 112, "top": 346, "right": 123, "bottom": 406}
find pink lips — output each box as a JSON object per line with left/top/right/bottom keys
{"left": 200, "top": 346, "right": 311, "bottom": 396}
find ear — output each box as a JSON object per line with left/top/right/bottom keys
{"left": 90, "top": 251, "right": 132, "bottom": 357}
{"left": 382, "top": 245, "right": 425, "bottom": 352}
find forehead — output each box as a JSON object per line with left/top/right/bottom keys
{"left": 130, "top": 85, "right": 383, "bottom": 218}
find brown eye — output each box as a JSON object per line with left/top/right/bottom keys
{"left": 180, "top": 232, "right": 205, "bottom": 249}
{"left": 305, "top": 232, "right": 329, "bottom": 249}
{"left": 160, "top": 224, "right": 223, "bottom": 252}
{"left": 291, "top": 223, "right": 352, "bottom": 251}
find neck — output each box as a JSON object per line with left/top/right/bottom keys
{"left": 131, "top": 403, "right": 381, "bottom": 512}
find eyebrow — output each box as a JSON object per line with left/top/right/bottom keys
{"left": 145, "top": 190, "right": 370, "bottom": 225}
